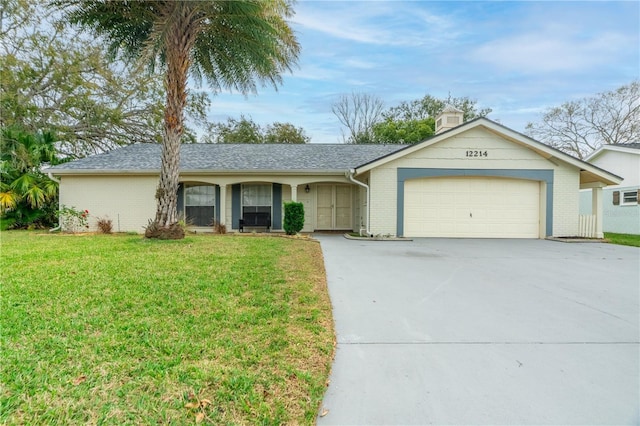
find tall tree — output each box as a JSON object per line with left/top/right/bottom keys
{"left": 332, "top": 92, "right": 490, "bottom": 144}
{"left": 526, "top": 81, "right": 639, "bottom": 159}
{"left": 332, "top": 92, "right": 385, "bottom": 144}
{"left": 264, "top": 122, "right": 309, "bottom": 144}
{"left": 1, "top": 0, "right": 171, "bottom": 158}
{"left": 371, "top": 117, "right": 435, "bottom": 144}
{"left": 56, "top": 1, "right": 300, "bottom": 239}
{"left": 210, "top": 116, "right": 263, "bottom": 144}
{"left": 206, "top": 116, "right": 310, "bottom": 144}
{"left": 383, "top": 94, "right": 491, "bottom": 123}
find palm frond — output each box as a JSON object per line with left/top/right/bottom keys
{"left": 54, "top": 0, "right": 300, "bottom": 94}
{"left": 0, "top": 190, "right": 19, "bottom": 212}
{"left": 24, "top": 185, "right": 46, "bottom": 209}
{"left": 9, "top": 173, "right": 37, "bottom": 194}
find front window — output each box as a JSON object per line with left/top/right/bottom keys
{"left": 185, "top": 185, "right": 215, "bottom": 226}
{"left": 242, "top": 184, "right": 272, "bottom": 216}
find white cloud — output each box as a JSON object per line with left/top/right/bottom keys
{"left": 471, "top": 29, "right": 630, "bottom": 73}
{"left": 292, "top": 1, "right": 459, "bottom": 47}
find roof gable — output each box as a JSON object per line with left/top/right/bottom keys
{"left": 585, "top": 143, "right": 640, "bottom": 162}
{"left": 355, "top": 117, "right": 622, "bottom": 186}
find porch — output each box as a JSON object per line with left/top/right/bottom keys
{"left": 178, "top": 178, "right": 366, "bottom": 234}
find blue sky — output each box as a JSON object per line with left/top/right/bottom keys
{"left": 201, "top": 1, "right": 639, "bottom": 143}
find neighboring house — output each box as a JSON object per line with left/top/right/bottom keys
{"left": 580, "top": 144, "right": 640, "bottom": 235}
{"left": 48, "top": 109, "right": 621, "bottom": 238}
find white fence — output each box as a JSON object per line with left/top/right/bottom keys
{"left": 578, "top": 215, "right": 597, "bottom": 238}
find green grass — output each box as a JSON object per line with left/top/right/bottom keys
{"left": 605, "top": 232, "right": 640, "bottom": 247}
{"left": 0, "top": 232, "right": 334, "bottom": 425}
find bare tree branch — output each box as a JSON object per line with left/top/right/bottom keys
{"left": 526, "top": 81, "right": 639, "bottom": 159}
{"left": 331, "top": 92, "right": 384, "bottom": 144}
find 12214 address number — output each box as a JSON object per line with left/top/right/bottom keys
{"left": 466, "top": 150, "right": 488, "bottom": 157}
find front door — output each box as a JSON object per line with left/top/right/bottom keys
{"left": 317, "top": 185, "right": 352, "bottom": 230}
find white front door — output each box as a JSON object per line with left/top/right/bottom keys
{"left": 316, "top": 184, "right": 352, "bottom": 230}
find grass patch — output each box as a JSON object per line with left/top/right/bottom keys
{"left": 1, "top": 232, "right": 334, "bottom": 424}
{"left": 605, "top": 232, "right": 640, "bottom": 247}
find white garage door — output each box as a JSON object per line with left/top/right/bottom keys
{"left": 404, "top": 177, "right": 540, "bottom": 238}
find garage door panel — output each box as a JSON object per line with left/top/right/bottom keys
{"left": 404, "top": 177, "right": 540, "bottom": 238}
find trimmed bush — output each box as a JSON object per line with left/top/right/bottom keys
{"left": 283, "top": 201, "right": 304, "bottom": 235}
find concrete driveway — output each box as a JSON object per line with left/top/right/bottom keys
{"left": 315, "top": 236, "right": 639, "bottom": 425}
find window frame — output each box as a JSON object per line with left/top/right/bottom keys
{"left": 241, "top": 183, "right": 272, "bottom": 215}
{"left": 620, "top": 190, "right": 639, "bottom": 206}
{"left": 183, "top": 184, "right": 216, "bottom": 226}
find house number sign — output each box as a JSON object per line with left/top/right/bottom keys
{"left": 465, "top": 150, "right": 488, "bottom": 157}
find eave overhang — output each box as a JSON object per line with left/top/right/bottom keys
{"left": 47, "top": 168, "right": 350, "bottom": 176}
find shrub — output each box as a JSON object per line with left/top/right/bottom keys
{"left": 283, "top": 202, "right": 304, "bottom": 235}
{"left": 213, "top": 220, "right": 227, "bottom": 234}
{"left": 96, "top": 217, "right": 113, "bottom": 234}
{"left": 58, "top": 205, "right": 89, "bottom": 233}
{"left": 2, "top": 198, "right": 59, "bottom": 230}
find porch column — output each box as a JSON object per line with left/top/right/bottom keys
{"left": 290, "top": 184, "right": 298, "bottom": 202}
{"left": 591, "top": 186, "right": 603, "bottom": 238}
{"left": 219, "top": 184, "right": 227, "bottom": 227}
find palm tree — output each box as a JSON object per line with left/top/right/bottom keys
{"left": 55, "top": 1, "right": 300, "bottom": 238}
{"left": 0, "top": 127, "right": 59, "bottom": 227}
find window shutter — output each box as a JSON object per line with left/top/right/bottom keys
{"left": 177, "top": 183, "right": 184, "bottom": 213}
{"left": 612, "top": 191, "right": 620, "bottom": 205}
{"left": 272, "top": 183, "right": 282, "bottom": 230}
{"left": 231, "top": 184, "right": 241, "bottom": 229}
{"left": 215, "top": 185, "right": 221, "bottom": 223}
{"left": 637, "top": 189, "right": 640, "bottom": 202}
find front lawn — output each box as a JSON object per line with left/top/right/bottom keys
{"left": 0, "top": 232, "right": 334, "bottom": 424}
{"left": 605, "top": 232, "right": 640, "bottom": 247}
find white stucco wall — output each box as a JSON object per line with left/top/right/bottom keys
{"left": 59, "top": 175, "right": 157, "bottom": 233}
{"left": 367, "top": 127, "right": 581, "bottom": 237}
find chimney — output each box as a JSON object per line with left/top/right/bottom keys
{"left": 435, "top": 105, "right": 464, "bottom": 134}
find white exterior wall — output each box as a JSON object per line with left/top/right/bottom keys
{"left": 59, "top": 175, "right": 157, "bottom": 233}
{"left": 297, "top": 186, "right": 316, "bottom": 233}
{"left": 369, "top": 168, "right": 398, "bottom": 236}
{"left": 580, "top": 149, "right": 640, "bottom": 234}
{"left": 367, "top": 127, "right": 581, "bottom": 237}
{"left": 552, "top": 168, "right": 580, "bottom": 236}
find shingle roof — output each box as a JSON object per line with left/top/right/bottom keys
{"left": 48, "top": 143, "right": 409, "bottom": 172}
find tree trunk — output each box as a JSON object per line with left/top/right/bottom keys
{"left": 145, "top": 5, "right": 197, "bottom": 239}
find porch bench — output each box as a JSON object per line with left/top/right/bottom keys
{"left": 239, "top": 212, "right": 271, "bottom": 232}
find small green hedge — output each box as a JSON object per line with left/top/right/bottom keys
{"left": 283, "top": 201, "right": 304, "bottom": 235}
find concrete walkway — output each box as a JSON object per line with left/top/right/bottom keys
{"left": 315, "top": 236, "right": 639, "bottom": 425}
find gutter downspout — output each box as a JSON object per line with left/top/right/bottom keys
{"left": 47, "top": 172, "right": 62, "bottom": 232}
{"left": 346, "top": 168, "right": 371, "bottom": 237}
